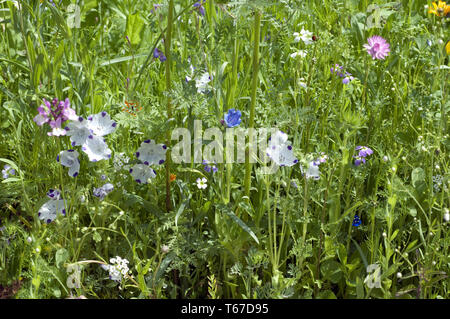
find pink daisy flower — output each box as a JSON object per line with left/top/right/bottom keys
{"left": 363, "top": 36, "right": 390, "bottom": 60}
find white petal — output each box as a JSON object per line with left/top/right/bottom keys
{"left": 65, "top": 118, "right": 91, "bottom": 146}
{"left": 82, "top": 135, "right": 112, "bottom": 162}
{"left": 305, "top": 161, "right": 320, "bottom": 180}
{"left": 87, "top": 112, "right": 117, "bottom": 136}
{"left": 267, "top": 145, "right": 298, "bottom": 167}
{"left": 136, "top": 140, "right": 167, "bottom": 165}
{"left": 38, "top": 199, "right": 66, "bottom": 224}
{"left": 58, "top": 150, "right": 79, "bottom": 168}
{"left": 268, "top": 130, "right": 288, "bottom": 148}
{"left": 129, "top": 164, "right": 156, "bottom": 184}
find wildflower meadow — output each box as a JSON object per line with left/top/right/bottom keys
{"left": 0, "top": 0, "right": 449, "bottom": 300}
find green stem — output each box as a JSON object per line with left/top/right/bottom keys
{"left": 244, "top": 10, "right": 261, "bottom": 198}
{"left": 164, "top": 0, "right": 174, "bottom": 212}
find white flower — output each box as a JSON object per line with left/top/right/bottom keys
{"left": 27, "top": 237, "right": 32, "bottom": 243}
{"left": 444, "top": 210, "right": 449, "bottom": 222}
{"left": 57, "top": 150, "right": 80, "bottom": 177}
{"left": 49, "top": 127, "right": 67, "bottom": 137}
{"left": 290, "top": 50, "right": 307, "bottom": 59}
{"left": 294, "top": 28, "right": 313, "bottom": 45}
{"left": 82, "top": 135, "right": 112, "bottom": 162}
{"left": 303, "top": 161, "right": 320, "bottom": 180}
{"left": 65, "top": 117, "right": 91, "bottom": 146}
{"left": 266, "top": 131, "right": 298, "bottom": 167}
{"left": 93, "top": 183, "right": 114, "bottom": 201}
{"left": 38, "top": 198, "right": 67, "bottom": 224}
{"left": 196, "top": 177, "right": 208, "bottom": 189}
{"left": 397, "top": 272, "right": 402, "bottom": 279}
{"left": 136, "top": 139, "right": 167, "bottom": 166}
{"left": 86, "top": 112, "right": 117, "bottom": 136}
{"left": 195, "top": 72, "right": 211, "bottom": 93}
{"left": 129, "top": 164, "right": 156, "bottom": 184}
{"left": 101, "top": 256, "right": 130, "bottom": 283}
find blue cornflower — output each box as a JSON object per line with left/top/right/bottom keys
{"left": 352, "top": 215, "right": 361, "bottom": 227}
{"left": 224, "top": 108, "right": 242, "bottom": 128}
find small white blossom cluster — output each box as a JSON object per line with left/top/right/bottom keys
{"left": 432, "top": 175, "right": 443, "bottom": 192}
{"left": 101, "top": 256, "right": 130, "bottom": 283}
{"left": 113, "top": 152, "right": 130, "bottom": 171}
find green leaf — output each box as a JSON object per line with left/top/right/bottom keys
{"left": 126, "top": 13, "right": 145, "bottom": 46}
{"left": 320, "top": 260, "right": 343, "bottom": 284}
{"left": 218, "top": 204, "right": 259, "bottom": 244}
{"left": 317, "top": 290, "right": 337, "bottom": 299}
{"left": 356, "top": 276, "right": 365, "bottom": 298}
{"left": 337, "top": 244, "right": 347, "bottom": 265}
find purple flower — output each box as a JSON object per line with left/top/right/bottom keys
{"left": 224, "top": 108, "right": 242, "bottom": 128}
{"left": 331, "top": 65, "right": 354, "bottom": 85}
{"left": 203, "top": 160, "right": 218, "bottom": 173}
{"left": 193, "top": 0, "right": 205, "bottom": 16}
{"left": 33, "top": 98, "right": 78, "bottom": 136}
{"left": 355, "top": 146, "right": 373, "bottom": 158}
{"left": 93, "top": 183, "right": 114, "bottom": 201}
{"left": 363, "top": 36, "right": 390, "bottom": 60}
{"left": 153, "top": 48, "right": 166, "bottom": 62}
{"left": 2, "top": 165, "right": 15, "bottom": 179}
{"left": 354, "top": 156, "right": 366, "bottom": 166}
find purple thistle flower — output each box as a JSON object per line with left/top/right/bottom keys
{"left": 363, "top": 35, "right": 390, "bottom": 60}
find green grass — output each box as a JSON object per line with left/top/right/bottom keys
{"left": 0, "top": 0, "right": 448, "bottom": 299}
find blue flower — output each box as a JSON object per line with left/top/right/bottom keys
{"left": 203, "top": 160, "right": 218, "bottom": 173}
{"left": 153, "top": 48, "right": 166, "bottom": 62}
{"left": 224, "top": 109, "right": 242, "bottom": 128}
{"left": 352, "top": 215, "right": 361, "bottom": 227}
{"left": 193, "top": 0, "right": 206, "bottom": 16}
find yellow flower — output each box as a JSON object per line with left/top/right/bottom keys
{"left": 428, "top": 1, "right": 450, "bottom": 17}
{"left": 446, "top": 41, "right": 450, "bottom": 55}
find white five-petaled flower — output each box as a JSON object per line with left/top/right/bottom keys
{"left": 87, "top": 112, "right": 117, "bottom": 136}
{"left": 65, "top": 112, "right": 117, "bottom": 162}
{"left": 196, "top": 177, "right": 208, "bottom": 189}
{"left": 65, "top": 117, "right": 91, "bottom": 146}
{"left": 136, "top": 140, "right": 167, "bottom": 166}
{"left": 294, "top": 28, "right": 313, "bottom": 45}
{"left": 129, "top": 164, "right": 156, "bottom": 184}
{"left": 57, "top": 150, "right": 80, "bottom": 177}
{"left": 266, "top": 131, "right": 298, "bottom": 167}
{"left": 38, "top": 189, "right": 67, "bottom": 224}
